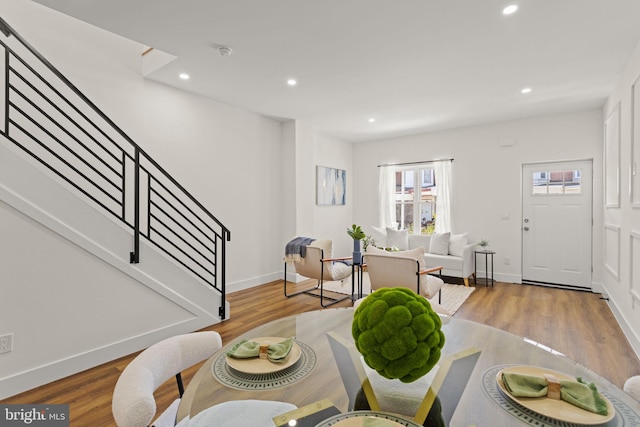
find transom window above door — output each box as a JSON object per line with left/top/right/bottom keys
{"left": 531, "top": 169, "right": 582, "bottom": 195}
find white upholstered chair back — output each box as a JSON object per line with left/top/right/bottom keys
{"left": 112, "top": 331, "right": 222, "bottom": 427}
{"left": 365, "top": 253, "right": 422, "bottom": 292}
{"left": 624, "top": 376, "right": 640, "bottom": 401}
{"left": 364, "top": 248, "right": 444, "bottom": 300}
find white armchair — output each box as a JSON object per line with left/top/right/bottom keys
{"left": 284, "top": 238, "right": 352, "bottom": 307}
{"left": 364, "top": 246, "right": 444, "bottom": 303}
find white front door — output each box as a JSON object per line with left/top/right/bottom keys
{"left": 522, "top": 160, "right": 592, "bottom": 290}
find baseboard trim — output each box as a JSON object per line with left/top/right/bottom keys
{"left": 495, "top": 272, "right": 521, "bottom": 284}
{"left": 606, "top": 297, "right": 640, "bottom": 362}
{"left": 227, "top": 271, "right": 284, "bottom": 293}
{"left": 0, "top": 317, "right": 212, "bottom": 400}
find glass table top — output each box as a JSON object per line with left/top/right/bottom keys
{"left": 177, "top": 308, "right": 640, "bottom": 426}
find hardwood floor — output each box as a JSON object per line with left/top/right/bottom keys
{"left": 2, "top": 281, "right": 639, "bottom": 426}
{"left": 454, "top": 282, "right": 640, "bottom": 389}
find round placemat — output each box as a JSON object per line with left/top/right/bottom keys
{"left": 315, "top": 411, "right": 423, "bottom": 426}
{"left": 482, "top": 365, "right": 640, "bottom": 427}
{"left": 212, "top": 340, "right": 316, "bottom": 390}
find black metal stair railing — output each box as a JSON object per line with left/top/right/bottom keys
{"left": 0, "top": 18, "right": 230, "bottom": 318}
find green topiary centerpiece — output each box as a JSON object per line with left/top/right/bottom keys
{"left": 352, "top": 287, "right": 445, "bottom": 383}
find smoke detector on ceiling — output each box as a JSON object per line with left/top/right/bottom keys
{"left": 217, "top": 46, "right": 233, "bottom": 56}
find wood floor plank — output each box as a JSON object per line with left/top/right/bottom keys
{"left": 2, "top": 280, "right": 639, "bottom": 426}
{"left": 454, "top": 282, "right": 640, "bottom": 388}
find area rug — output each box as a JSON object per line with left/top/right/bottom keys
{"left": 322, "top": 273, "right": 475, "bottom": 315}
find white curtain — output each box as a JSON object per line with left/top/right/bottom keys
{"left": 378, "top": 166, "right": 396, "bottom": 228}
{"left": 434, "top": 160, "right": 451, "bottom": 233}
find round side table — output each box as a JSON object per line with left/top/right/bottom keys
{"left": 474, "top": 249, "right": 495, "bottom": 287}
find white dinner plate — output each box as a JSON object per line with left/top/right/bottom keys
{"left": 225, "top": 336, "right": 301, "bottom": 374}
{"left": 496, "top": 365, "right": 615, "bottom": 425}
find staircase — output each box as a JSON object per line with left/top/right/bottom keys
{"left": 0, "top": 18, "right": 230, "bottom": 398}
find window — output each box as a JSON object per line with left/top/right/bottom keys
{"left": 394, "top": 167, "right": 436, "bottom": 234}
{"left": 532, "top": 169, "right": 582, "bottom": 195}
{"left": 379, "top": 160, "right": 451, "bottom": 234}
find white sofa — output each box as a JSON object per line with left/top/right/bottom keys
{"left": 366, "top": 227, "right": 476, "bottom": 286}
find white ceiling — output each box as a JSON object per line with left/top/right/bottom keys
{"left": 32, "top": 0, "right": 640, "bottom": 142}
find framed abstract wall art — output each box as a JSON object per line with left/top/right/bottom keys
{"left": 316, "top": 166, "right": 346, "bottom": 205}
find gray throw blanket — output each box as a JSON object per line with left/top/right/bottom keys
{"left": 285, "top": 237, "right": 315, "bottom": 264}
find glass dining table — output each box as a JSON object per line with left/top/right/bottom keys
{"left": 177, "top": 307, "right": 640, "bottom": 426}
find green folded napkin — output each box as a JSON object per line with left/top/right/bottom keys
{"left": 226, "top": 336, "right": 295, "bottom": 363}
{"left": 501, "top": 372, "right": 608, "bottom": 415}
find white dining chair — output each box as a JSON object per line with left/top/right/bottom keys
{"left": 624, "top": 375, "right": 640, "bottom": 401}
{"left": 112, "top": 331, "right": 222, "bottom": 427}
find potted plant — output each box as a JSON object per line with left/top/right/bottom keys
{"left": 347, "top": 224, "right": 366, "bottom": 264}
{"left": 478, "top": 239, "right": 489, "bottom": 250}
{"left": 363, "top": 235, "right": 375, "bottom": 252}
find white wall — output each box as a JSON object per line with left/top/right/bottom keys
{"left": 353, "top": 109, "right": 604, "bottom": 285}
{"left": 282, "top": 122, "right": 355, "bottom": 280}
{"left": 602, "top": 39, "right": 640, "bottom": 357}
{"left": 0, "top": 199, "right": 194, "bottom": 397}
{"left": 282, "top": 121, "right": 298, "bottom": 252}
{"left": 293, "top": 121, "right": 317, "bottom": 240}
{"left": 313, "top": 131, "right": 354, "bottom": 257}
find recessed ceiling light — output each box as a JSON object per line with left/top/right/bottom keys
{"left": 503, "top": 5, "right": 518, "bottom": 15}
{"left": 521, "top": 87, "right": 532, "bottom": 94}
{"left": 368, "top": 118, "right": 376, "bottom": 123}
{"left": 287, "top": 79, "right": 297, "bottom": 86}
{"left": 179, "top": 73, "right": 190, "bottom": 80}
